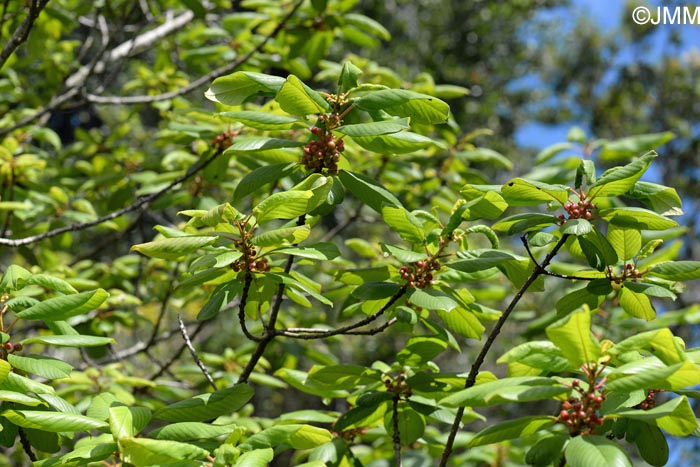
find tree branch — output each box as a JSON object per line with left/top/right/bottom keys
{"left": 392, "top": 395, "right": 403, "bottom": 467}
{"left": 438, "top": 234, "right": 570, "bottom": 467}
{"left": 277, "top": 286, "right": 407, "bottom": 339}
{"left": 0, "top": 147, "right": 224, "bottom": 247}
{"left": 521, "top": 235, "right": 594, "bottom": 281}
{"left": 85, "top": 0, "right": 304, "bottom": 105}
{"left": 178, "top": 313, "right": 217, "bottom": 391}
{"left": 0, "top": 0, "right": 49, "bottom": 69}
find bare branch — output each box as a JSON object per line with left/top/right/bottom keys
{"left": 85, "top": 0, "right": 304, "bottom": 105}
{"left": 178, "top": 313, "right": 217, "bottom": 391}
{"left": 0, "top": 148, "right": 224, "bottom": 247}
{"left": 0, "top": 0, "right": 49, "bottom": 69}
{"left": 392, "top": 395, "right": 403, "bottom": 467}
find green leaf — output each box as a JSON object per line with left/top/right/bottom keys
{"left": 334, "top": 400, "right": 390, "bottom": 432}
{"left": 152, "top": 422, "right": 237, "bottom": 441}
{"left": 154, "top": 385, "right": 254, "bottom": 422}
{"left": 441, "top": 377, "right": 565, "bottom": 408}
{"left": 205, "top": 71, "right": 285, "bottom": 105}
{"left": 109, "top": 406, "right": 152, "bottom": 439}
{"left": 21, "top": 274, "right": 78, "bottom": 294}
{"left": 343, "top": 13, "right": 391, "bottom": 40}
{"left": 275, "top": 75, "right": 330, "bottom": 116}
{"left": 649, "top": 261, "right": 700, "bottom": 280}
{"left": 351, "top": 282, "right": 402, "bottom": 300}
{"left": 409, "top": 288, "right": 457, "bottom": 311}
{"left": 607, "top": 225, "right": 642, "bottom": 261}
{"left": 308, "top": 365, "right": 379, "bottom": 390}
{"left": 459, "top": 191, "right": 508, "bottom": 221}
{"left": 7, "top": 354, "right": 72, "bottom": 379}
{"left": 497, "top": 341, "right": 570, "bottom": 374}
{"left": 0, "top": 360, "right": 11, "bottom": 384}
{"left": 526, "top": 433, "right": 568, "bottom": 467}
{"left": 381, "top": 243, "right": 426, "bottom": 263}
{"left": 0, "top": 265, "right": 32, "bottom": 291}
{"left": 272, "top": 242, "right": 341, "bottom": 260}
{"left": 353, "top": 89, "right": 449, "bottom": 124}
{"left": 606, "top": 359, "right": 700, "bottom": 393}
{"left": 611, "top": 396, "right": 698, "bottom": 436}
{"left": 384, "top": 405, "right": 425, "bottom": 445}
{"left": 546, "top": 308, "right": 601, "bottom": 367}
{"left": 492, "top": 213, "right": 559, "bottom": 235}
{"left": 338, "top": 170, "right": 401, "bottom": 213}
{"left": 234, "top": 162, "right": 297, "bottom": 200}
{"left": 381, "top": 206, "right": 424, "bottom": 244}
{"left": 0, "top": 390, "right": 44, "bottom": 406}
{"left": 1, "top": 410, "right": 107, "bottom": 432}
{"left": 16, "top": 289, "right": 109, "bottom": 321}
{"left": 598, "top": 132, "right": 674, "bottom": 162}
{"left": 468, "top": 416, "right": 555, "bottom": 447}
{"left": 455, "top": 147, "right": 513, "bottom": 169}
{"left": 565, "top": 435, "right": 632, "bottom": 467}
{"left": 536, "top": 142, "right": 574, "bottom": 165}
{"left": 338, "top": 61, "right": 362, "bottom": 92}
{"left": 619, "top": 287, "right": 655, "bottom": 320}
{"left": 240, "top": 424, "right": 333, "bottom": 450}
{"left": 226, "top": 136, "right": 305, "bottom": 153}
{"left": 634, "top": 423, "right": 669, "bottom": 467}
{"left": 501, "top": 178, "right": 569, "bottom": 206}
{"left": 197, "top": 281, "right": 242, "bottom": 321}
{"left": 131, "top": 236, "right": 217, "bottom": 259}
{"left": 599, "top": 207, "right": 678, "bottom": 230}
{"left": 575, "top": 159, "right": 596, "bottom": 188}
{"left": 233, "top": 448, "right": 274, "bottom": 467}
{"left": 560, "top": 218, "right": 592, "bottom": 236}
{"left": 119, "top": 437, "right": 209, "bottom": 466}
{"left": 629, "top": 181, "right": 684, "bottom": 216}
{"left": 351, "top": 131, "right": 439, "bottom": 154}
{"left": 20, "top": 335, "right": 114, "bottom": 347}
{"left": 609, "top": 328, "right": 685, "bottom": 365}
{"left": 588, "top": 152, "right": 656, "bottom": 198}
{"left": 436, "top": 307, "right": 485, "bottom": 339}
{"left": 253, "top": 190, "right": 314, "bottom": 222}
{"left": 556, "top": 286, "right": 605, "bottom": 316}
{"left": 335, "top": 118, "right": 409, "bottom": 137}
{"left": 252, "top": 225, "right": 311, "bottom": 247}
{"left": 219, "top": 111, "right": 300, "bottom": 130}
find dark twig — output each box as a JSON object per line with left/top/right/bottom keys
{"left": 178, "top": 313, "right": 217, "bottom": 391}
{"left": 439, "top": 235, "right": 570, "bottom": 467}
{"left": 238, "top": 274, "right": 263, "bottom": 343}
{"left": 18, "top": 427, "right": 36, "bottom": 462}
{"left": 277, "top": 287, "right": 407, "bottom": 339}
{"left": 392, "top": 395, "right": 403, "bottom": 467}
{"left": 149, "top": 320, "right": 207, "bottom": 380}
{"left": 0, "top": 0, "right": 49, "bottom": 69}
{"left": 0, "top": 148, "right": 224, "bottom": 247}
{"left": 236, "top": 215, "right": 305, "bottom": 384}
{"left": 521, "top": 235, "right": 594, "bottom": 281}
{"left": 85, "top": 0, "right": 304, "bottom": 105}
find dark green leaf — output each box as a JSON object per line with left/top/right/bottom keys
{"left": 338, "top": 170, "right": 401, "bottom": 213}
{"left": 234, "top": 162, "right": 297, "bottom": 200}
{"left": 16, "top": 289, "right": 109, "bottom": 321}
{"left": 205, "top": 71, "right": 285, "bottom": 105}
{"left": 154, "top": 385, "right": 254, "bottom": 422}
{"left": 353, "top": 89, "right": 449, "bottom": 124}
{"left": 565, "top": 435, "right": 632, "bottom": 467}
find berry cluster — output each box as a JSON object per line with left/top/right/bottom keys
{"left": 301, "top": 125, "right": 345, "bottom": 175}
{"left": 231, "top": 242, "right": 269, "bottom": 273}
{"left": 557, "top": 379, "right": 606, "bottom": 435}
{"left": 557, "top": 199, "right": 596, "bottom": 223}
{"left": 608, "top": 263, "right": 643, "bottom": 283}
{"left": 399, "top": 259, "right": 440, "bottom": 288}
{"left": 211, "top": 129, "right": 236, "bottom": 151}
{"left": 2, "top": 342, "right": 22, "bottom": 354}
{"left": 384, "top": 373, "right": 412, "bottom": 397}
{"left": 331, "top": 424, "right": 367, "bottom": 441}
{"left": 635, "top": 389, "right": 659, "bottom": 410}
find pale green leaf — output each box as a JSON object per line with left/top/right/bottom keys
{"left": 131, "top": 236, "right": 217, "bottom": 260}
{"left": 17, "top": 289, "right": 109, "bottom": 321}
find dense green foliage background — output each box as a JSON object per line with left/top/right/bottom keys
{"left": 1, "top": 1, "right": 699, "bottom": 466}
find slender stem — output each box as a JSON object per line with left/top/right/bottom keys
{"left": 18, "top": 427, "right": 36, "bottom": 462}
{"left": 0, "top": 0, "right": 49, "bottom": 69}
{"left": 392, "top": 395, "right": 403, "bottom": 467}
{"left": 521, "top": 235, "right": 593, "bottom": 281}
{"left": 276, "top": 286, "right": 407, "bottom": 339}
{"left": 149, "top": 321, "right": 207, "bottom": 380}
{"left": 178, "top": 313, "right": 217, "bottom": 391}
{"left": 439, "top": 235, "right": 569, "bottom": 467}
{"left": 238, "top": 274, "right": 263, "bottom": 342}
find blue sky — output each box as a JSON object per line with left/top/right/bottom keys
{"left": 514, "top": 0, "right": 700, "bottom": 150}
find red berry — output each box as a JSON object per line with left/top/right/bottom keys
{"left": 560, "top": 410, "right": 570, "bottom": 420}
